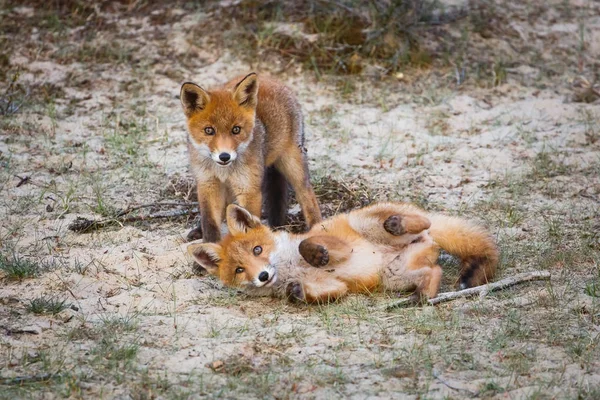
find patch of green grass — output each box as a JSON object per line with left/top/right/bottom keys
{"left": 479, "top": 380, "right": 506, "bottom": 397}
{"left": 98, "top": 314, "right": 139, "bottom": 334}
{"left": 90, "top": 179, "right": 119, "bottom": 217}
{"left": 566, "top": 330, "right": 600, "bottom": 367}
{"left": 85, "top": 315, "right": 142, "bottom": 376}
{"left": 128, "top": 370, "right": 177, "bottom": 400}
{"left": 584, "top": 267, "right": 600, "bottom": 298}
{"left": 489, "top": 310, "right": 531, "bottom": 351}
{"left": 500, "top": 346, "right": 536, "bottom": 375}
{"left": 580, "top": 109, "right": 599, "bottom": 145}
{"left": 95, "top": 337, "right": 139, "bottom": 363}
{"left": 528, "top": 149, "right": 572, "bottom": 179}
{"left": 44, "top": 181, "right": 78, "bottom": 217}
{"left": 585, "top": 281, "right": 600, "bottom": 298}
{"left": 473, "top": 196, "right": 524, "bottom": 229}
{"left": 104, "top": 115, "right": 149, "bottom": 160}
{"left": 101, "top": 114, "right": 157, "bottom": 184}
{"left": 0, "top": 252, "right": 43, "bottom": 280}
{"left": 27, "top": 297, "right": 69, "bottom": 315}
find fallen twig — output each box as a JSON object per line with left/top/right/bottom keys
{"left": 115, "top": 201, "right": 198, "bottom": 217}
{"left": 68, "top": 204, "right": 199, "bottom": 233}
{"left": 579, "top": 189, "right": 600, "bottom": 203}
{"left": 0, "top": 373, "right": 56, "bottom": 385}
{"left": 14, "top": 175, "right": 31, "bottom": 187}
{"left": 385, "top": 271, "right": 551, "bottom": 310}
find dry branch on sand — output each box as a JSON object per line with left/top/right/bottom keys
{"left": 384, "top": 271, "right": 551, "bottom": 310}
{"left": 68, "top": 203, "right": 199, "bottom": 233}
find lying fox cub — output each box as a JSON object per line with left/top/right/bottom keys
{"left": 188, "top": 203, "right": 499, "bottom": 303}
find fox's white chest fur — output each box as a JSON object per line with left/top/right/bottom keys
{"left": 242, "top": 229, "right": 438, "bottom": 299}
{"left": 243, "top": 232, "right": 390, "bottom": 297}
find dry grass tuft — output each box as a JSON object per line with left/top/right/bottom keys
{"left": 287, "top": 175, "right": 379, "bottom": 232}
{"left": 203, "top": 0, "right": 467, "bottom": 75}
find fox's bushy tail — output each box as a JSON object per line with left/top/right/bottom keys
{"left": 428, "top": 214, "right": 499, "bottom": 289}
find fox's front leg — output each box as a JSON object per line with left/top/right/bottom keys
{"left": 230, "top": 165, "right": 263, "bottom": 219}
{"left": 233, "top": 188, "right": 263, "bottom": 220}
{"left": 299, "top": 235, "right": 352, "bottom": 268}
{"left": 348, "top": 204, "right": 431, "bottom": 246}
{"left": 188, "top": 180, "right": 227, "bottom": 242}
{"left": 286, "top": 275, "right": 349, "bottom": 304}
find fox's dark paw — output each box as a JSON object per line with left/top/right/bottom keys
{"left": 384, "top": 215, "right": 406, "bottom": 236}
{"left": 186, "top": 227, "right": 203, "bottom": 242}
{"left": 299, "top": 241, "right": 329, "bottom": 267}
{"left": 286, "top": 282, "right": 306, "bottom": 303}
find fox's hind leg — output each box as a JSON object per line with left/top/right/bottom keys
{"left": 384, "top": 242, "right": 442, "bottom": 299}
{"left": 348, "top": 203, "right": 431, "bottom": 247}
{"left": 299, "top": 235, "right": 352, "bottom": 268}
{"left": 385, "top": 264, "right": 442, "bottom": 300}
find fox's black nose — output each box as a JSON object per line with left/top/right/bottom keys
{"left": 219, "top": 153, "right": 231, "bottom": 162}
{"left": 258, "top": 271, "right": 269, "bottom": 282}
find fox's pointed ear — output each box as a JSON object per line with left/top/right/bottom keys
{"left": 187, "top": 243, "right": 221, "bottom": 275}
{"left": 180, "top": 82, "right": 210, "bottom": 117}
{"left": 226, "top": 204, "right": 262, "bottom": 235}
{"left": 233, "top": 73, "right": 258, "bottom": 108}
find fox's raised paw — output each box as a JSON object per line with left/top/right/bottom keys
{"left": 384, "top": 215, "right": 406, "bottom": 236}
{"left": 286, "top": 282, "right": 306, "bottom": 303}
{"left": 299, "top": 241, "right": 329, "bottom": 267}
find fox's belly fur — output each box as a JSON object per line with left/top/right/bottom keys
{"left": 243, "top": 232, "right": 437, "bottom": 298}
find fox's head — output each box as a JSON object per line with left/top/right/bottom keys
{"left": 180, "top": 73, "right": 258, "bottom": 167}
{"left": 188, "top": 205, "right": 278, "bottom": 288}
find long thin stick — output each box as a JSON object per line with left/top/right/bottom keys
{"left": 0, "top": 373, "right": 56, "bottom": 385}
{"left": 68, "top": 206, "right": 199, "bottom": 233}
{"left": 115, "top": 202, "right": 198, "bottom": 217}
{"left": 385, "top": 271, "right": 551, "bottom": 310}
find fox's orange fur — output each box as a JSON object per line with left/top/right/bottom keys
{"left": 189, "top": 202, "right": 499, "bottom": 304}
{"left": 180, "top": 73, "right": 321, "bottom": 242}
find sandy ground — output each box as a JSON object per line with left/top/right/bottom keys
{"left": 1, "top": 1, "right": 600, "bottom": 399}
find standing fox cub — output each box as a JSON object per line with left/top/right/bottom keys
{"left": 180, "top": 73, "right": 322, "bottom": 242}
{"left": 188, "top": 202, "right": 499, "bottom": 303}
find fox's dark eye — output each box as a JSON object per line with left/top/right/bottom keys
{"left": 232, "top": 126, "right": 241, "bottom": 135}
{"left": 204, "top": 127, "right": 215, "bottom": 135}
{"left": 235, "top": 267, "right": 244, "bottom": 274}
{"left": 253, "top": 246, "right": 262, "bottom": 256}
